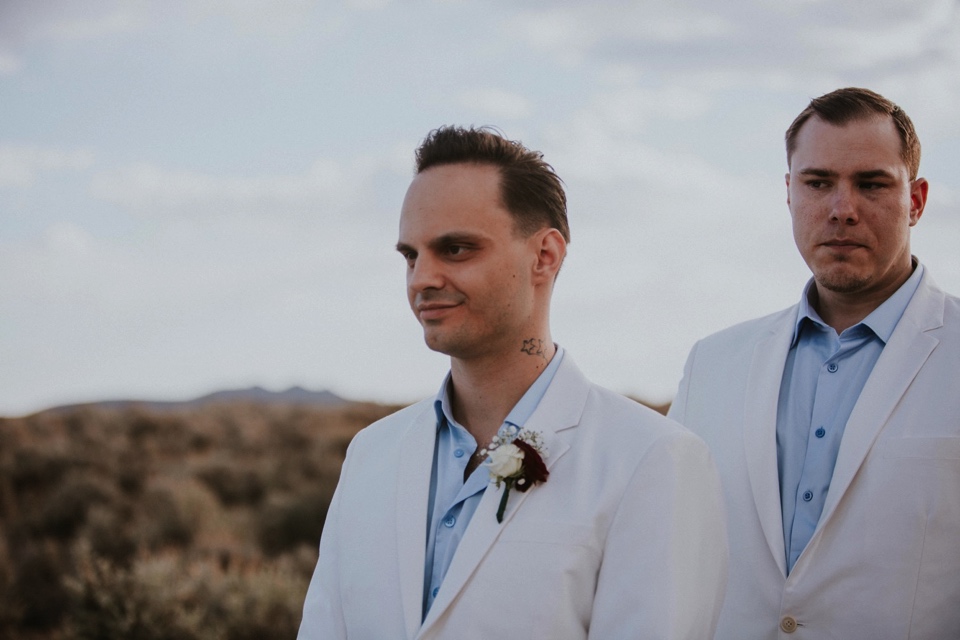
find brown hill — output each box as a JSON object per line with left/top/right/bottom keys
{"left": 0, "top": 399, "right": 398, "bottom": 639}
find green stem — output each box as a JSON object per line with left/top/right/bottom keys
{"left": 496, "top": 484, "right": 511, "bottom": 523}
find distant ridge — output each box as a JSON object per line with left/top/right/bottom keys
{"left": 41, "top": 386, "right": 348, "bottom": 415}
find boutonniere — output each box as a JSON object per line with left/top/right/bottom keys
{"left": 481, "top": 426, "right": 549, "bottom": 523}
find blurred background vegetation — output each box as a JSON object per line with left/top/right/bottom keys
{"left": 0, "top": 400, "right": 399, "bottom": 639}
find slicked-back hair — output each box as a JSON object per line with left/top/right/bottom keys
{"left": 414, "top": 126, "right": 570, "bottom": 243}
{"left": 785, "top": 87, "right": 922, "bottom": 180}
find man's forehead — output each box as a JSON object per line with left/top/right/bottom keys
{"left": 795, "top": 114, "right": 899, "bottom": 146}
{"left": 790, "top": 115, "right": 905, "bottom": 172}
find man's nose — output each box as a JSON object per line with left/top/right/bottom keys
{"left": 830, "top": 184, "right": 860, "bottom": 225}
{"left": 408, "top": 253, "right": 443, "bottom": 291}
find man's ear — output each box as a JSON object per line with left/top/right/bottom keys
{"left": 909, "top": 177, "right": 928, "bottom": 226}
{"left": 531, "top": 228, "right": 567, "bottom": 284}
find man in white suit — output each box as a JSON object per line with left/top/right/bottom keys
{"left": 298, "top": 127, "right": 728, "bottom": 639}
{"left": 669, "top": 87, "right": 960, "bottom": 639}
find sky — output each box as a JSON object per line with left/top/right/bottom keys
{"left": 1, "top": 0, "right": 958, "bottom": 417}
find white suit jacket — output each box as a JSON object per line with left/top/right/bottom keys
{"left": 299, "top": 354, "right": 728, "bottom": 640}
{"left": 669, "top": 268, "right": 960, "bottom": 640}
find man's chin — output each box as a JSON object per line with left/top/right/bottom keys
{"left": 422, "top": 331, "right": 457, "bottom": 356}
{"left": 814, "top": 267, "right": 870, "bottom": 294}
{"left": 422, "top": 331, "right": 484, "bottom": 360}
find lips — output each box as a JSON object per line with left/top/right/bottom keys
{"left": 822, "top": 239, "right": 866, "bottom": 251}
{"left": 415, "top": 294, "right": 464, "bottom": 321}
{"left": 418, "top": 303, "right": 458, "bottom": 321}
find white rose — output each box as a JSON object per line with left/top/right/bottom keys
{"left": 485, "top": 443, "right": 523, "bottom": 478}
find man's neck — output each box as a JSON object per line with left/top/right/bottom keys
{"left": 448, "top": 337, "right": 556, "bottom": 449}
{"left": 812, "top": 263, "right": 916, "bottom": 334}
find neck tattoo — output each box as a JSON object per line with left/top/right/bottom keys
{"left": 520, "top": 338, "right": 548, "bottom": 362}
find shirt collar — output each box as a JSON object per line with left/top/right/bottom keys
{"left": 433, "top": 346, "right": 566, "bottom": 436}
{"left": 791, "top": 258, "right": 924, "bottom": 346}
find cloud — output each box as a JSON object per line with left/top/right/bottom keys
{"left": 0, "top": 0, "right": 146, "bottom": 46}
{"left": 89, "top": 153, "right": 407, "bottom": 220}
{"left": 0, "top": 51, "right": 20, "bottom": 75}
{"left": 502, "top": 0, "right": 959, "bottom": 96}
{"left": 42, "top": 221, "right": 96, "bottom": 255}
{"left": 0, "top": 145, "right": 95, "bottom": 188}
{"left": 456, "top": 88, "right": 533, "bottom": 120}
{"left": 185, "top": 0, "right": 339, "bottom": 36}
{"left": 42, "top": 2, "right": 146, "bottom": 40}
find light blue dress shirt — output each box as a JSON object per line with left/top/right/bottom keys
{"left": 421, "top": 347, "right": 565, "bottom": 618}
{"left": 776, "top": 263, "right": 923, "bottom": 574}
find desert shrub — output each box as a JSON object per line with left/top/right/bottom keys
{"left": 86, "top": 506, "right": 137, "bottom": 568}
{"left": 0, "top": 399, "right": 404, "bottom": 638}
{"left": 126, "top": 411, "right": 191, "bottom": 457}
{"left": 257, "top": 492, "right": 329, "bottom": 557}
{"left": 11, "top": 543, "right": 70, "bottom": 630}
{"left": 0, "top": 537, "right": 20, "bottom": 635}
{"left": 127, "top": 413, "right": 161, "bottom": 442}
{"left": 116, "top": 455, "right": 146, "bottom": 495}
{"left": 141, "top": 488, "right": 195, "bottom": 550}
{"left": 201, "top": 559, "right": 307, "bottom": 640}
{"left": 217, "top": 577, "right": 303, "bottom": 640}
{"left": 195, "top": 464, "right": 265, "bottom": 507}
{"left": 188, "top": 431, "right": 212, "bottom": 453}
{"left": 67, "top": 546, "right": 306, "bottom": 640}
{"left": 328, "top": 432, "right": 355, "bottom": 459}
{"left": 66, "top": 549, "right": 200, "bottom": 640}
{"left": 9, "top": 447, "right": 70, "bottom": 492}
{"left": 32, "top": 478, "right": 113, "bottom": 540}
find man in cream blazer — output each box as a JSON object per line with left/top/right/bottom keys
{"left": 669, "top": 88, "right": 960, "bottom": 639}
{"left": 299, "top": 127, "right": 728, "bottom": 639}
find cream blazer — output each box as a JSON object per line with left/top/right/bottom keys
{"left": 299, "top": 354, "right": 728, "bottom": 640}
{"left": 669, "top": 268, "right": 960, "bottom": 640}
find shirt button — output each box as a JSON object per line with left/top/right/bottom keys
{"left": 780, "top": 615, "right": 797, "bottom": 633}
{"left": 827, "top": 362, "right": 838, "bottom": 372}
{"left": 802, "top": 490, "right": 813, "bottom": 502}
{"left": 454, "top": 449, "right": 465, "bottom": 458}
{"left": 815, "top": 427, "right": 826, "bottom": 438}
{"left": 443, "top": 516, "right": 456, "bottom": 528}
{"left": 432, "top": 586, "right": 439, "bottom": 597}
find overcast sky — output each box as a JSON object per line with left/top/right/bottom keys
{"left": 1, "top": 0, "right": 958, "bottom": 417}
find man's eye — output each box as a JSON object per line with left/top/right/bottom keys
{"left": 447, "top": 245, "right": 466, "bottom": 256}
{"left": 861, "top": 182, "right": 883, "bottom": 190}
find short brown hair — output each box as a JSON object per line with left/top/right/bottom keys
{"left": 414, "top": 126, "right": 570, "bottom": 242}
{"left": 785, "top": 87, "right": 922, "bottom": 179}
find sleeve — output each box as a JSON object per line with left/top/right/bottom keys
{"left": 666, "top": 341, "right": 699, "bottom": 425}
{"left": 296, "top": 447, "right": 353, "bottom": 640}
{"left": 587, "top": 429, "right": 729, "bottom": 640}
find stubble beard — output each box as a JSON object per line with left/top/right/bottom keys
{"left": 421, "top": 311, "right": 522, "bottom": 361}
{"left": 813, "top": 257, "right": 871, "bottom": 295}
{"left": 421, "top": 322, "right": 485, "bottom": 359}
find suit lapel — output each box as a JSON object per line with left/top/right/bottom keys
{"left": 396, "top": 403, "right": 441, "bottom": 640}
{"left": 417, "top": 356, "right": 588, "bottom": 638}
{"left": 742, "top": 312, "right": 795, "bottom": 578}
{"left": 813, "top": 277, "right": 943, "bottom": 537}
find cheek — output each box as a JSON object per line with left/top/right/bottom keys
{"left": 791, "top": 213, "right": 811, "bottom": 242}
{"left": 405, "top": 278, "right": 417, "bottom": 308}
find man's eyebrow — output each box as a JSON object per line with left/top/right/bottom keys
{"left": 395, "top": 233, "right": 483, "bottom": 254}
{"left": 428, "top": 232, "right": 481, "bottom": 249}
{"left": 854, "top": 169, "right": 896, "bottom": 180}
{"left": 797, "top": 168, "right": 896, "bottom": 180}
{"left": 797, "top": 168, "right": 837, "bottom": 177}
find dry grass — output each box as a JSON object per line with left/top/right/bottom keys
{"left": 0, "top": 401, "right": 400, "bottom": 639}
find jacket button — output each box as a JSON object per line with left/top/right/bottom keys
{"left": 780, "top": 615, "right": 797, "bottom": 633}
